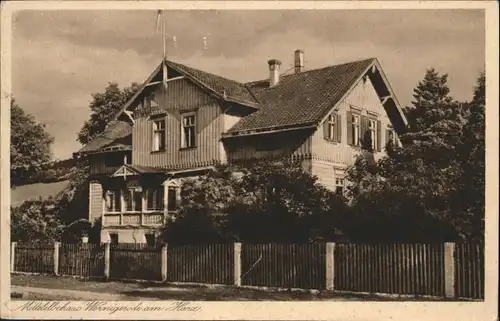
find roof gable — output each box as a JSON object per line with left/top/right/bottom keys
{"left": 112, "top": 60, "right": 261, "bottom": 124}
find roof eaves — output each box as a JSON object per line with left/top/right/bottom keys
{"left": 225, "top": 96, "right": 261, "bottom": 109}
{"left": 313, "top": 58, "right": 377, "bottom": 129}
{"left": 166, "top": 61, "right": 223, "bottom": 101}
{"left": 371, "top": 58, "right": 408, "bottom": 127}
{"left": 223, "top": 121, "right": 317, "bottom": 137}
{"left": 112, "top": 62, "right": 163, "bottom": 122}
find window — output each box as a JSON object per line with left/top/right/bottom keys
{"left": 352, "top": 114, "right": 361, "bottom": 146}
{"left": 181, "top": 114, "right": 196, "bottom": 148}
{"left": 124, "top": 187, "right": 142, "bottom": 212}
{"left": 324, "top": 113, "right": 342, "bottom": 143}
{"left": 104, "top": 190, "right": 121, "bottom": 213}
{"left": 335, "top": 178, "right": 345, "bottom": 195}
{"left": 109, "top": 233, "right": 119, "bottom": 245}
{"left": 146, "top": 187, "right": 164, "bottom": 211}
{"left": 368, "top": 119, "right": 377, "bottom": 151}
{"left": 145, "top": 233, "right": 156, "bottom": 247}
{"left": 152, "top": 119, "right": 166, "bottom": 151}
{"left": 167, "top": 186, "right": 179, "bottom": 211}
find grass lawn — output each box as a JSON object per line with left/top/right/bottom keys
{"left": 11, "top": 274, "right": 453, "bottom": 301}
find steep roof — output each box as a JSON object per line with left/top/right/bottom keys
{"left": 166, "top": 61, "right": 260, "bottom": 106}
{"left": 77, "top": 121, "right": 132, "bottom": 154}
{"left": 227, "top": 58, "right": 376, "bottom": 134}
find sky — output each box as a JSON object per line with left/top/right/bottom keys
{"left": 11, "top": 9, "right": 485, "bottom": 160}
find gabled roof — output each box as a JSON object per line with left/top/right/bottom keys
{"left": 226, "top": 58, "right": 376, "bottom": 134}
{"left": 78, "top": 56, "right": 407, "bottom": 157}
{"left": 77, "top": 121, "right": 132, "bottom": 154}
{"left": 166, "top": 61, "right": 260, "bottom": 107}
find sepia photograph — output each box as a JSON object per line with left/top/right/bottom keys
{"left": 1, "top": 1, "right": 498, "bottom": 320}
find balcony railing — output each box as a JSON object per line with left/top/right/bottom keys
{"left": 102, "top": 211, "right": 177, "bottom": 227}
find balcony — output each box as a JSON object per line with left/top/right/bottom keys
{"left": 102, "top": 211, "right": 177, "bottom": 227}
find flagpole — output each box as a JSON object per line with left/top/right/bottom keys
{"left": 162, "top": 12, "right": 166, "bottom": 62}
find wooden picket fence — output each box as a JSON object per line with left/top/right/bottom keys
{"left": 58, "top": 243, "right": 105, "bottom": 278}
{"left": 454, "top": 243, "right": 484, "bottom": 299}
{"left": 241, "top": 243, "right": 326, "bottom": 289}
{"left": 334, "top": 244, "right": 445, "bottom": 296}
{"left": 167, "top": 244, "right": 234, "bottom": 285}
{"left": 109, "top": 243, "right": 163, "bottom": 281}
{"left": 14, "top": 243, "right": 54, "bottom": 274}
{"left": 10, "top": 242, "right": 485, "bottom": 300}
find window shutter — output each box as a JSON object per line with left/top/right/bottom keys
{"left": 323, "top": 116, "right": 329, "bottom": 140}
{"left": 377, "top": 120, "right": 382, "bottom": 152}
{"left": 336, "top": 113, "right": 342, "bottom": 143}
{"left": 386, "top": 129, "right": 392, "bottom": 148}
{"left": 346, "top": 111, "right": 353, "bottom": 145}
{"left": 360, "top": 115, "right": 368, "bottom": 144}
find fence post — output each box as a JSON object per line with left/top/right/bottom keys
{"left": 161, "top": 244, "right": 168, "bottom": 282}
{"left": 234, "top": 242, "right": 242, "bottom": 287}
{"left": 54, "top": 242, "right": 61, "bottom": 276}
{"left": 444, "top": 242, "right": 455, "bottom": 298}
{"left": 11, "top": 242, "right": 16, "bottom": 273}
{"left": 326, "top": 242, "right": 335, "bottom": 291}
{"left": 104, "top": 242, "right": 111, "bottom": 280}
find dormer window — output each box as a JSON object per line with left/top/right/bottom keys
{"left": 181, "top": 113, "right": 196, "bottom": 148}
{"left": 152, "top": 119, "right": 166, "bottom": 151}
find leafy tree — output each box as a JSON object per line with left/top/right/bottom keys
{"left": 11, "top": 199, "right": 64, "bottom": 243}
{"left": 77, "top": 82, "right": 139, "bottom": 145}
{"left": 161, "top": 160, "right": 349, "bottom": 243}
{"left": 10, "top": 99, "right": 54, "bottom": 187}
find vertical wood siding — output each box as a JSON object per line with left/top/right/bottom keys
{"left": 334, "top": 244, "right": 445, "bottom": 296}
{"left": 89, "top": 181, "right": 103, "bottom": 221}
{"left": 311, "top": 76, "right": 392, "bottom": 167}
{"left": 133, "top": 79, "right": 224, "bottom": 169}
{"left": 241, "top": 243, "right": 326, "bottom": 290}
{"left": 226, "top": 129, "right": 313, "bottom": 162}
{"left": 89, "top": 154, "right": 122, "bottom": 176}
{"left": 310, "top": 161, "right": 342, "bottom": 191}
{"left": 167, "top": 244, "right": 234, "bottom": 285}
{"left": 454, "top": 243, "right": 484, "bottom": 299}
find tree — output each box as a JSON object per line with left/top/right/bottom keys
{"left": 345, "top": 69, "right": 485, "bottom": 242}
{"left": 404, "top": 68, "right": 455, "bottom": 133}
{"left": 11, "top": 199, "right": 64, "bottom": 243}
{"left": 77, "top": 82, "right": 139, "bottom": 145}
{"left": 161, "top": 160, "right": 349, "bottom": 244}
{"left": 451, "top": 73, "right": 485, "bottom": 242}
{"left": 10, "top": 99, "right": 54, "bottom": 187}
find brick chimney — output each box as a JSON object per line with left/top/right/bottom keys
{"left": 294, "top": 49, "right": 304, "bottom": 73}
{"left": 267, "top": 59, "right": 281, "bottom": 87}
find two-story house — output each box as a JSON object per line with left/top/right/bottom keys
{"left": 76, "top": 50, "right": 407, "bottom": 244}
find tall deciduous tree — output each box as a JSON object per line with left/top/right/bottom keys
{"left": 161, "top": 160, "right": 348, "bottom": 244}
{"left": 77, "top": 82, "right": 139, "bottom": 145}
{"left": 10, "top": 99, "right": 54, "bottom": 187}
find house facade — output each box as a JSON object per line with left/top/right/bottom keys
{"left": 77, "top": 50, "right": 407, "bottom": 244}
